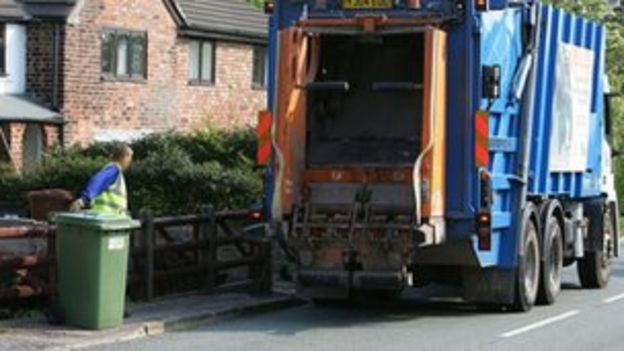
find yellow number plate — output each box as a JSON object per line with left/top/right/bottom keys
{"left": 342, "top": 0, "right": 394, "bottom": 9}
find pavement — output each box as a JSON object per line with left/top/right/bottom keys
{"left": 0, "top": 290, "right": 301, "bottom": 351}
{"left": 86, "top": 258, "right": 624, "bottom": 351}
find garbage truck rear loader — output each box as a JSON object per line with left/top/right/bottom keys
{"left": 258, "top": 0, "right": 620, "bottom": 311}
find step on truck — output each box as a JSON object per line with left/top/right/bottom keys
{"left": 257, "top": 0, "right": 620, "bottom": 311}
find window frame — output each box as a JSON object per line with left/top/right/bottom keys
{"left": 188, "top": 39, "right": 216, "bottom": 86}
{"left": 101, "top": 28, "right": 148, "bottom": 82}
{"left": 0, "top": 23, "right": 6, "bottom": 77}
{"left": 252, "top": 45, "right": 268, "bottom": 89}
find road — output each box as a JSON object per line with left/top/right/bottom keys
{"left": 90, "top": 259, "right": 624, "bottom": 351}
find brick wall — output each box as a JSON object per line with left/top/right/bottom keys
{"left": 26, "top": 21, "right": 64, "bottom": 108}
{"left": 173, "top": 40, "right": 267, "bottom": 131}
{"left": 27, "top": 0, "right": 267, "bottom": 146}
{"left": 8, "top": 123, "right": 25, "bottom": 170}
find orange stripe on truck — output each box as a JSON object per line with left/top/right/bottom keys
{"left": 257, "top": 110, "right": 272, "bottom": 165}
{"left": 475, "top": 110, "right": 489, "bottom": 168}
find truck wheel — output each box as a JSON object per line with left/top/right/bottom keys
{"left": 312, "top": 298, "right": 346, "bottom": 308}
{"left": 577, "top": 206, "right": 614, "bottom": 289}
{"left": 537, "top": 215, "right": 563, "bottom": 305}
{"left": 512, "top": 210, "right": 540, "bottom": 312}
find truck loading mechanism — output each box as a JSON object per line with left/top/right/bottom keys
{"left": 260, "top": 0, "right": 620, "bottom": 312}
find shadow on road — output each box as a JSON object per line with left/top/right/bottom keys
{"left": 174, "top": 285, "right": 495, "bottom": 337}
{"left": 172, "top": 259, "right": 624, "bottom": 338}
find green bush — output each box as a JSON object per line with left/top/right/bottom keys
{"left": 615, "top": 159, "right": 624, "bottom": 204}
{"left": 0, "top": 129, "right": 262, "bottom": 215}
{"left": 75, "top": 129, "right": 257, "bottom": 169}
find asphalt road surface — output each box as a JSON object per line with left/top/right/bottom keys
{"left": 91, "top": 259, "right": 624, "bottom": 351}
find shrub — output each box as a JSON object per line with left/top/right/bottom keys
{"left": 125, "top": 144, "right": 262, "bottom": 214}
{"left": 0, "top": 129, "right": 262, "bottom": 215}
{"left": 615, "top": 160, "right": 624, "bottom": 206}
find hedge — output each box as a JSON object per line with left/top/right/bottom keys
{"left": 0, "top": 129, "right": 262, "bottom": 215}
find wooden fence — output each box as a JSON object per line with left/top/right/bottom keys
{"left": 0, "top": 224, "right": 56, "bottom": 300}
{"left": 132, "top": 207, "right": 272, "bottom": 301}
{"left": 0, "top": 207, "right": 272, "bottom": 303}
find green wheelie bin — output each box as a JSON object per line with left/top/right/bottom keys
{"left": 55, "top": 212, "right": 140, "bottom": 329}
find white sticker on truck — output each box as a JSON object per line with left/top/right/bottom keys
{"left": 108, "top": 237, "right": 126, "bottom": 251}
{"left": 550, "top": 43, "right": 594, "bottom": 172}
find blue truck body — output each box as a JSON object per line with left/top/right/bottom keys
{"left": 262, "top": 0, "right": 618, "bottom": 309}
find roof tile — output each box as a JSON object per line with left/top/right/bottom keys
{"left": 173, "top": 0, "right": 268, "bottom": 40}
{"left": 0, "top": 0, "right": 29, "bottom": 20}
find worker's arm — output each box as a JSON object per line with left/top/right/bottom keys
{"left": 80, "top": 165, "right": 120, "bottom": 205}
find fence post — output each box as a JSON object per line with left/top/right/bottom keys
{"left": 206, "top": 205, "right": 217, "bottom": 293}
{"left": 141, "top": 211, "right": 155, "bottom": 301}
{"left": 261, "top": 239, "right": 273, "bottom": 294}
{"left": 198, "top": 206, "right": 210, "bottom": 291}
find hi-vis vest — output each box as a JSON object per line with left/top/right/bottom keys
{"left": 91, "top": 163, "right": 128, "bottom": 215}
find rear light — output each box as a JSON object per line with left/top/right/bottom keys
{"left": 406, "top": 0, "right": 421, "bottom": 8}
{"left": 264, "top": 0, "right": 274, "bottom": 14}
{"left": 479, "top": 169, "right": 492, "bottom": 209}
{"left": 475, "top": 0, "right": 489, "bottom": 11}
{"left": 476, "top": 212, "right": 491, "bottom": 250}
{"left": 477, "top": 169, "right": 492, "bottom": 251}
{"left": 250, "top": 210, "right": 264, "bottom": 221}
{"left": 257, "top": 110, "right": 272, "bottom": 166}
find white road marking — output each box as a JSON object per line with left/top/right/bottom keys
{"left": 603, "top": 293, "right": 624, "bottom": 304}
{"left": 500, "top": 310, "right": 580, "bottom": 338}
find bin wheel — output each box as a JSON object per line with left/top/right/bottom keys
{"left": 511, "top": 206, "right": 540, "bottom": 312}
{"left": 537, "top": 215, "right": 563, "bottom": 305}
{"left": 45, "top": 299, "right": 65, "bottom": 325}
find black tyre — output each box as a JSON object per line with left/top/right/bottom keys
{"left": 312, "top": 298, "right": 343, "bottom": 307}
{"left": 476, "top": 303, "right": 505, "bottom": 313}
{"left": 537, "top": 216, "right": 563, "bottom": 305}
{"left": 577, "top": 206, "right": 614, "bottom": 289}
{"left": 512, "top": 214, "right": 540, "bottom": 312}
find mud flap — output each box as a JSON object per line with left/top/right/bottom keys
{"left": 461, "top": 267, "right": 516, "bottom": 304}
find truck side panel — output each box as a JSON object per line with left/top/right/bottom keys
{"left": 528, "top": 6, "right": 606, "bottom": 198}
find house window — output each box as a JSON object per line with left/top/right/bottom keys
{"left": 0, "top": 23, "right": 6, "bottom": 76}
{"left": 101, "top": 29, "right": 147, "bottom": 80}
{"left": 252, "top": 45, "right": 268, "bottom": 89}
{"left": 189, "top": 40, "right": 215, "bottom": 84}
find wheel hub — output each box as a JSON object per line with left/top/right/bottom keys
{"left": 524, "top": 234, "right": 539, "bottom": 298}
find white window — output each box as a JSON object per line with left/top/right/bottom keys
{"left": 189, "top": 40, "right": 215, "bottom": 84}
{"left": 101, "top": 29, "right": 147, "bottom": 80}
{"left": 252, "top": 45, "right": 268, "bottom": 88}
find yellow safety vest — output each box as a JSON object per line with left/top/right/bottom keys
{"left": 91, "top": 163, "right": 128, "bottom": 216}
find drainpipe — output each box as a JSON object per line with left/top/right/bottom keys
{"left": 52, "top": 23, "right": 60, "bottom": 109}
{"left": 52, "top": 22, "right": 63, "bottom": 147}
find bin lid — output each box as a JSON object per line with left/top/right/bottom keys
{"left": 54, "top": 212, "right": 141, "bottom": 231}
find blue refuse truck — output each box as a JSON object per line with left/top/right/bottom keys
{"left": 258, "top": 0, "right": 620, "bottom": 311}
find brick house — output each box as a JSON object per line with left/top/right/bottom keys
{"left": 0, "top": 0, "right": 268, "bottom": 171}
{"left": 0, "top": 0, "right": 64, "bottom": 172}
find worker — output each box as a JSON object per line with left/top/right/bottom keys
{"left": 46, "top": 144, "right": 135, "bottom": 325}
{"left": 70, "top": 143, "right": 133, "bottom": 215}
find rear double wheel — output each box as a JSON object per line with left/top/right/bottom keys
{"left": 512, "top": 207, "right": 541, "bottom": 312}
{"left": 537, "top": 214, "right": 564, "bottom": 305}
